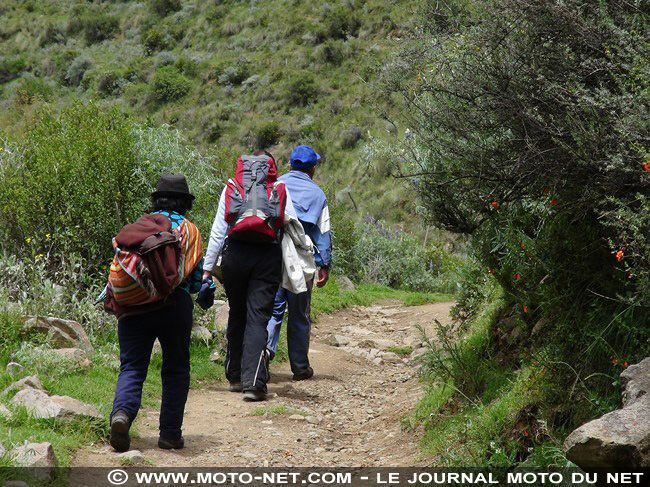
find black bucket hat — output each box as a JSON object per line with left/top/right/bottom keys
{"left": 151, "top": 174, "right": 195, "bottom": 200}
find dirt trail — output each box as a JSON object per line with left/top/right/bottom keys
{"left": 74, "top": 301, "right": 453, "bottom": 467}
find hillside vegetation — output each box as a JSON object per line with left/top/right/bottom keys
{"left": 0, "top": 0, "right": 417, "bottom": 221}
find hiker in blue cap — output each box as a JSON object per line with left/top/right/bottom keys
{"left": 266, "top": 145, "right": 332, "bottom": 380}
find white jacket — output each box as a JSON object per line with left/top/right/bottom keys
{"left": 281, "top": 214, "right": 317, "bottom": 294}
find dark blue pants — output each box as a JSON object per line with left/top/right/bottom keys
{"left": 266, "top": 286, "right": 312, "bottom": 375}
{"left": 111, "top": 289, "right": 193, "bottom": 440}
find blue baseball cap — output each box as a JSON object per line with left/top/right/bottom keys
{"left": 290, "top": 145, "right": 321, "bottom": 170}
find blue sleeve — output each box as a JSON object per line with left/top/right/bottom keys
{"left": 310, "top": 202, "right": 332, "bottom": 268}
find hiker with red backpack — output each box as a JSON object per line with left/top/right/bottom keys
{"left": 202, "top": 151, "right": 297, "bottom": 401}
{"left": 266, "top": 145, "right": 332, "bottom": 381}
{"left": 102, "top": 174, "right": 207, "bottom": 452}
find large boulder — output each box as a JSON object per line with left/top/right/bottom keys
{"left": 337, "top": 276, "right": 356, "bottom": 291}
{"left": 1, "top": 376, "right": 46, "bottom": 397}
{"left": 10, "top": 389, "right": 101, "bottom": 421}
{"left": 50, "top": 348, "right": 92, "bottom": 369}
{"left": 621, "top": 357, "right": 650, "bottom": 407}
{"left": 564, "top": 358, "right": 650, "bottom": 468}
{"left": 22, "top": 316, "right": 93, "bottom": 352}
{"left": 10, "top": 442, "right": 58, "bottom": 479}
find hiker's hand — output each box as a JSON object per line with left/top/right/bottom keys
{"left": 316, "top": 268, "right": 329, "bottom": 288}
{"left": 202, "top": 271, "right": 212, "bottom": 281}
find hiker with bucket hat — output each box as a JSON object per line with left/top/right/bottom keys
{"left": 105, "top": 174, "right": 205, "bottom": 452}
{"left": 266, "top": 145, "right": 332, "bottom": 381}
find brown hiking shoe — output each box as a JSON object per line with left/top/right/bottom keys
{"left": 109, "top": 410, "right": 131, "bottom": 452}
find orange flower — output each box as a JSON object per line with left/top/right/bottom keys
{"left": 491, "top": 201, "right": 499, "bottom": 209}
{"left": 624, "top": 361, "right": 629, "bottom": 368}
{"left": 543, "top": 186, "right": 550, "bottom": 193}
{"left": 523, "top": 305, "right": 529, "bottom": 313}
{"left": 612, "top": 358, "right": 620, "bottom": 365}
{"left": 550, "top": 198, "right": 558, "bottom": 206}
{"left": 643, "top": 161, "right": 650, "bottom": 172}
{"left": 616, "top": 250, "right": 624, "bottom": 262}
{"left": 521, "top": 243, "right": 527, "bottom": 250}
{"left": 514, "top": 273, "right": 521, "bottom": 281}
{"left": 523, "top": 430, "right": 529, "bottom": 437}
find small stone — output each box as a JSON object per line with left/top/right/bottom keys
{"left": 306, "top": 416, "right": 321, "bottom": 424}
{"left": 210, "top": 350, "right": 222, "bottom": 362}
{"left": 191, "top": 326, "right": 212, "bottom": 341}
{"left": 381, "top": 352, "right": 401, "bottom": 363}
{"left": 261, "top": 420, "right": 273, "bottom": 425}
{"left": 10, "top": 442, "right": 58, "bottom": 478}
{"left": 6, "top": 362, "right": 24, "bottom": 377}
{"left": 403, "top": 336, "right": 423, "bottom": 349}
{"left": 4, "top": 481, "right": 29, "bottom": 487}
{"left": 214, "top": 301, "right": 230, "bottom": 331}
{"left": 372, "top": 357, "right": 382, "bottom": 365}
{"left": 326, "top": 335, "right": 351, "bottom": 347}
{"left": 410, "top": 347, "right": 428, "bottom": 358}
{"left": 314, "top": 447, "right": 326, "bottom": 454}
{"left": 288, "top": 414, "right": 306, "bottom": 421}
{"left": 337, "top": 276, "right": 356, "bottom": 291}
{"left": 1, "top": 376, "right": 46, "bottom": 397}
{"left": 118, "top": 450, "right": 144, "bottom": 460}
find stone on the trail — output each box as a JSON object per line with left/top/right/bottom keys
{"left": 306, "top": 416, "right": 321, "bottom": 424}
{"left": 326, "top": 335, "right": 351, "bottom": 347}
{"left": 0, "top": 404, "right": 12, "bottom": 418}
{"left": 118, "top": 450, "right": 144, "bottom": 461}
{"left": 10, "top": 388, "right": 101, "bottom": 421}
{"left": 403, "top": 336, "right": 423, "bottom": 349}
{"left": 214, "top": 301, "right": 230, "bottom": 331}
{"left": 288, "top": 414, "right": 306, "bottom": 421}
{"left": 10, "top": 442, "right": 58, "bottom": 478}
{"left": 372, "top": 357, "right": 382, "bottom": 366}
{"left": 564, "top": 396, "right": 650, "bottom": 468}
{"left": 210, "top": 349, "right": 222, "bottom": 362}
{"left": 380, "top": 352, "right": 401, "bottom": 363}
{"left": 6, "top": 362, "right": 24, "bottom": 377}
{"left": 368, "top": 348, "right": 380, "bottom": 359}
{"left": 621, "top": 357, "right": 650, "bottom": 407}
{"left": 314, "top": 447, "right": 326, "bottom": 454}
{"left": 1, "top": 376, "right": 46, "bottom": 397}
{"left": 50, "top": 348, "right": 92, "bottom": 369}
{"left": 359, "top": 338, "right": 395, "bottom": 350}
{"left": 22, "top": 316, "right": 93, "bottom": 352}
{"left": 410, "top": 347, "right": 428, "bottom": 359}
{"left": 191, "top": 326, "right": 212, "bottom": 341}
{"left": 337, "top": 276, "right": 356, "bottom": 291}
{"left": 341, "top": 325, "right": 375, "bottom": 337}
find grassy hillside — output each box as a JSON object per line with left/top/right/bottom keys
{"left": 0, "top": 0, "right": 418, "bottom": 222}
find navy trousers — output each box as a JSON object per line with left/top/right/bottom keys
{"left": 111, "top": 289, "right": 193, "bottom": 441}
{"left": 266, "top": 286, "right": 312, "bottom": 375}
{"left": 221, "top": 239, "right": 282, "bottom": 393}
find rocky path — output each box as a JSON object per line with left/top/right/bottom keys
{"left": 73, "top": 301, "right": 454, "bottom": 467}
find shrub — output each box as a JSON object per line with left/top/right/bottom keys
{"left": 340, "top": 126, "right": 362, "bottom": 149}
{"left": 253, "top": 121, "right": 281, "bottom": 149}
{"left": 217, "top": 58, "right": 250, "bottom": 86}
{"left": 142, "top": 27, "right": 170, "bottom": 55}
{"left": 0, "top": 103, "right": 153, "bottom": 270}
{"left": 284, "top": 73, "right": 319, "bottom": 107}
{"left": 83, "top": 14, "right": 119, "bottom": 44}
{"left": 97, "top": 71, "right": 125, "bottom": 97}
{"left": 151, "top": 66, "right": 191, "bottom": 102}
{"left": 175, "top": 56, "right": 198, "bottom": 78}
{"left": 15, "top": 76, "right": 54, "bottom": 104}
{"left": 314, "top": 39, "right": 346, "bottom": 65}
{"left": 0, "top": 57, "right": 28, "bottom": 83}
{"left": 39, "top": 23, "right": 66, "bottom": 47}
{"left": 150, "top": 0, "right": 182, "bottom": 17}
{"left": 65, "top": 56, "right": 92, "bottom": 87}
{"left": 323, "top": 5, "right": 360, "bottom": 40}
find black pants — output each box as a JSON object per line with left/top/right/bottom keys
{"left": 221, "top": 239, "right": 282, "bottom": 392}
{"left": 111, "top": 289, "right": 193, "bottom": 441}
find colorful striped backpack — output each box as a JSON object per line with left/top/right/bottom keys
{"left": 106, "top": 213, "right": 203, "bottom": 311}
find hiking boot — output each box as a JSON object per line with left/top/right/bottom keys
{"left": 158, "top": 436, "right": 185, "bottom": 450}
{"left": 243, "top": 390, "right": 267, "bottom": 402}
{"left": 292, "top": 366, "right": 314, "bottom": 381}
{"left": 229, "top": 382, "right": 243, "bottom": 392}
{"left": 109, "top": 410, "right": 131, "bottom": 453}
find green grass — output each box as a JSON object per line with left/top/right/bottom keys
{"left": 386, "top": 346, "right": 412, "bottom": 357}
{"left": 250, "top": 405, "right": 308, "bottom": 417}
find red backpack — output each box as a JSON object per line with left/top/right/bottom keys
{"left": 224, "top": 154, "right": 287, "bottom": 242}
